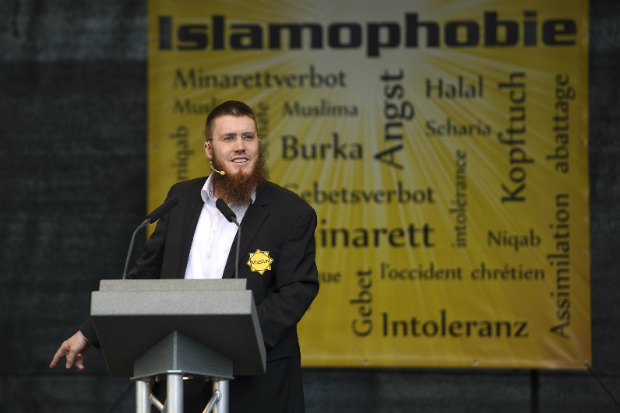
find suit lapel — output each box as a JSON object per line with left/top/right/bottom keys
{"left": 223, "top": 183, "right": 271, "bottom": 279}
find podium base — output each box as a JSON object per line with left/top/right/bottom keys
{"left": 131, "top": 331, "right": 232, "bottom": 413}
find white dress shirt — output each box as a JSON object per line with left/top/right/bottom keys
{"left": 184, "top": 175, "right": 255, "bottom": 279}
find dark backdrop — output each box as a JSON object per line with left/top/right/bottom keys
{"left": 1, "top": 1, "right": 618, "bottom": 412}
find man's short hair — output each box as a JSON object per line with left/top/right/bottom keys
{"left": 205, "top": 100, "right": 258, "bottom": 141}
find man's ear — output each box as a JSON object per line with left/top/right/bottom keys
{"left": 204, "top": 142, "right": 213, "bottom": 160}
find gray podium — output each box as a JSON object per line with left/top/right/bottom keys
{"left": 90, "top": 279, "right": 266, "bottom": 413}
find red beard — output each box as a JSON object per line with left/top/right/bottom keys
{"left": 211, "top": 148, "right": 268, "bottom": 207}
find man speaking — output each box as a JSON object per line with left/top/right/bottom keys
{"left": 50, "top": 100, "right": 320, "bottom": 413}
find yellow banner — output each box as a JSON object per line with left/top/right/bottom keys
{"left": 148, "top": 0, "right": 590, "bottom": 369}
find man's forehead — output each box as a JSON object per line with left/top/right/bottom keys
{"left": 213, "top": 115, "right": 256, "bottom": 134}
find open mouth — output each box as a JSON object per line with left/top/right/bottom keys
{"left": 232, "top": 158, "right": 248, "bottom": 164}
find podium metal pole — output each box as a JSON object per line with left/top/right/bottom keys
{"left": 136, "top": 379, "right": 151, "bottom": 413}
{"left": 166, "top": 371, "right": 184, "bottom": 413}
{"left": 212, "top": 380, "right": 229, "bottom": 413}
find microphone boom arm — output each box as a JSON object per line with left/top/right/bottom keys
{"left": 122, "top": 219, "right": 148, "bottom": 279}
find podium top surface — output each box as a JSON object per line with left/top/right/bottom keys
{"left": 99, "top": 279, "right": 247, "bottom": 292}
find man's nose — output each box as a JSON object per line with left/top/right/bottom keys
{"left": 232, "top": 136, "right": 246, "bottom": 151}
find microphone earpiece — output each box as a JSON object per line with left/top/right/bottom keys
{"left": 210, "top": 161, "right": 226, "bottom": 175}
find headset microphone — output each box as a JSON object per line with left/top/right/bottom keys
{"left": 210, "top": 161, "right": 226, "bottom": 175}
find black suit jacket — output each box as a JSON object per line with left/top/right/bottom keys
{"left": 81, "top": 177, "right": 319, "bottom": 412}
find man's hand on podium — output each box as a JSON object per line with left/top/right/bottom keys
{"left": 50, "top": 331, "right": 92, "bottom": 371}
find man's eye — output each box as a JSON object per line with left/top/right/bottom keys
{"left": 222, "top": 136, "right": 235, "bottom": 142}
{"left": 242, "top": 134, "right": 256, "bottom": 141}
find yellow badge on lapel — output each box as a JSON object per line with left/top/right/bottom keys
{"left": 247, "top": 249, "right": 274, "bottom": 275}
